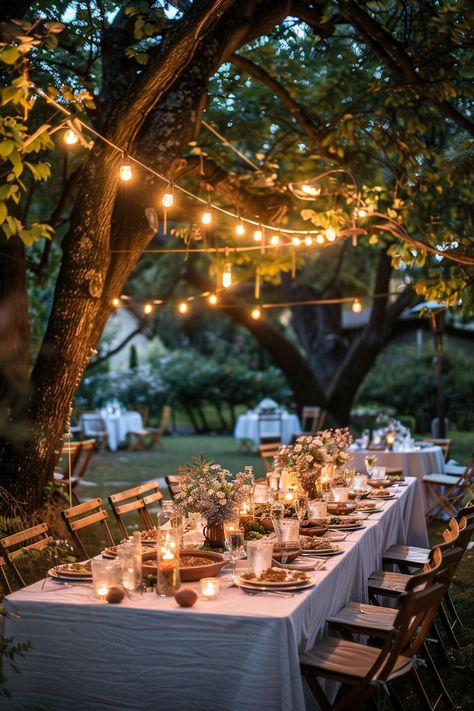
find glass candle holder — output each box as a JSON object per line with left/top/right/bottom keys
{"left": 246, "top": 540, "right": 274, "bottom": 574}
{"left": 331, "top": 487, "right": 349, "bottom": 503}
{"left": 353, "top": 474, "right": 368, "bottom": 490}
{"left": 116, "top": 543, "right": 141, "bottom": 591}
{"left": 253, "top": 483, "right": 272, "bottom": 503}
{"left": 308, "top": 500, "right": 327, "bottom": 519}
{"left": 91, "top": 558, "right": 121, "bottom": 599}
{"left": 371, "top": 466, "right": 387, "bottom": 480}
{"left": 156, "top": 528, "right": 180, "bottom": 596}
{"left": 276, "top": 519, "right": 300, "bottom": 544}
{"left": 200, "top": 577, "right": 220, "bottom": 600}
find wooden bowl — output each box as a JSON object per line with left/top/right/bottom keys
{"left": 367, "top": 479, "right": 393, "bottom": 489}
{"left": 272, "top": 546, "right": 301, "bottom": 563}
{"left": 326, "top": 501, "right": 357, "bottom": 516}
{"left": 142, "top": 550, "right": 225, "bottom": 582}
{"left": 299, "top": 522, "right": 328, "bottom": 537}
{"left": 348, "top": 488, "right": 370, "bottom": 499}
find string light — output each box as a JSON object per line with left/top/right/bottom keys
{"left": 202, "top": 206, "right": 213, "bottom": 225}
{"left": 162, "top": 184, "right": 174, "bottom": 208}
{"left": 300, "top": 183, "right": 321, "bottom": 197}
{"left": 292, "top": 237, "right": 301, "bottom": 246}
{"left": 304, "top": 236, "right": 313, "bottom": 246}
{"left": 253, "top": 228, "right": 263, "bottom": 242}
{"left": 178, "top": 302, "right": 189, "bottom": 314}
{"left": 270, "top": 235, "right": 280, "bottom": 246}
{"left": 222, "top": 261, "right": 232, "bottom": 289}
{"left": 143, "top": 303, "right": 153, "bottom": 315}
{"left": 355, "top": 208, "right": 367, "bottom": 218}
{"left": 64, "top": 128, "right": 78, "bottom": 145}
{"left": 119, "top": 156, "right": 133, "bottom": 182}
{"left": 235, "top": 220, "right": 245, "bottom": 237}
{"left": 316, "top": 234, "right": 325, "bottom": 245}
{"left": 208, "top": 293, "right": 218, "bottom": 305}
{"left": 325, "top": 228, "right": 337, "bottom": 242}
{"left": 112, "top": 297, "right": 121, "bottom": 307}
{"left": 352, "top": 298, "right": 363, "bottom": 313}
{"left": 250, "top": 306, "right": 262, "bottom": 320}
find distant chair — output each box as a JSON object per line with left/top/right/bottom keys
{"left": 259, "top": 442, "right": 280, "bottom": 473}
{"left": 80, "top": 413, "right": 109, "bottom": 451}
{"left": 61, "top": 498, "right": 115, "bottom": 559}
{"left": 422, "top": 437, "right": 451, "bottom": 461}
{"left": 54, "top": 439, "right": 96, "bottom": 503}
{"left": 131, "top": 405, "right": 150, "bottom": 425}
{"left": 108, "top": 480, "right": 164, "bottom": 539}
{"left": 0, "top": 522, "right": 53, "bottom": 590}
{"left": 423, "top": 455, "right": 474, "bottom": 520}
{"left": 258, "top": 412, "right": 282, "bottom": 445}
{"left": 300, "top": 406, "right": 327, "bottom": 436}
{"left": 129, "top": 405, "right": 171, "bottom": 451}
{"left": 165, "top": 475, "right": 182, "bottom": 500}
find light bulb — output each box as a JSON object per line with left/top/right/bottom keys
{"left": 202, "top": 209, "right": 212, "bottom": 225}
{"left": 222, "top": 262, "right": 232, "bottom": 289}
{"left": 208, "top": 293, "right": 218, "bottom": 305}
{"left": 162, "top": 189, "right": 174, "bottom": 208}
{"left": 119, "top": 164, "right": 133, "bottom": 181}
{"left": 235, "top": 222, "right": 245, "bottom": 237}
{"left": 112, "top": 297, "right": 120, "bottom": 307}
{"left": 352, "top": 298, "right": 362, "bottom": 314}
{"left": 143, "top": 303, "right": 153, "bottom": 315}
{"left": 178, "top": 302, "right": 189, "bottom": 314}
{"left": 304, "top": 236, "right": 313, "bottom": 246}
{"left": 250, "top": 307, "right": 262, "bottom": 320}
{"left": 253, "top": 229, "right": 263, "bottom": 242}
{"left": 316, "top": 233, "right": 325, "bottom": 244}
{"left": 357, "top": 208, "right": 367, "bottom": 218}
{"left": 64, "top": 129, "right": 78, "bottom": 145}
{"left": 325, "top": 227, "right": 336, "bottom": 242}
{"left": 270, "top": 235, "right": 280, "bottom": 246}
{"left": 300, "top": 183, "right": 321, "bottom": 197}
{"left": 292, "top": 237, "right": 301, "bottom": 246}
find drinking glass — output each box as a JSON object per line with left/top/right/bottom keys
{"left": 294, "top": 492, "right": 308, "bottom": 522}
{"left": 225, "top": 530, "right": 244, "bottom": 583}
{"left": 277, "top": 519, "right": 300, "bottom": 544}
{"left": 246, "top": 540, "right": 274, "bottom": 574}
{"left": 371, "top": 466, "right": 387, "bottom": 480}
{"left": 364, "top": 454, "right": 377, "bottom": 477}
{"left": 270, "top": 501, "right": 285, "bottom": 538}
{"left": 157, "top": 500, "right": 174, "bottom": 528}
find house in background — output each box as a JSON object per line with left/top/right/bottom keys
{"left": 101, "top": 305, "right": 157, "bottom": 370}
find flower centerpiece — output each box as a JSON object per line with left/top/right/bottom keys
{"left": 174, "top": 456, "right": 254, "bottom": 548}
{"left": 274, "top": 428, "right": 353, "bottom": 496}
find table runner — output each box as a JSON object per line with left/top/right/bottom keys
{"left": 2, "top": 478, "right": 427, "bottom": 711}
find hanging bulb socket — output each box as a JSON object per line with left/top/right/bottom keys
{"left": 162, "top": 184, "right": 174, "bottom": 208}
{"left": 119, "top": 156, "right": 133, "bottom": 182}
{"left": 222, "top": 261, "right": 232, "bottom": 289}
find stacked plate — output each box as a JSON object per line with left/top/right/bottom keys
{"left": 236, "top": 570, "right": 314, "bottom": 593}
{"left": 48, "top": 562, "right": 92, "bottom": 583}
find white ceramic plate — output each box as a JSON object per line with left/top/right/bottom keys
{"left": 237, "top": 572, "right": 313, "bottom": 588}
{"left": 237, "top": 579, "right": 315, "bottom": 593}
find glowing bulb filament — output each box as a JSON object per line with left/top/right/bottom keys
{"left": 253, "top": 229, "right": 263, "bottom": 242}
{"left": 325, "top": 227, "right": 336, "bottom": 242}
{"left": 112, "top": 297, "right": 121, "bottom": 308}
{"left": 64, "top": 129, "right": 78, "bottom": 145}
{"left": 120, "top": 164, "right": 133, "bottom": 182}
{"left": 270, "top": 235, "right": 280, "bottom": 246}
{"left": 208, "top": 293, "right": 218, "bottom": 305}
{"left": 352, "top": 298, "right": 362, "bottom": 314}
{"left": 292, "top": 237, "right": 301, "bottom": 246}
{"left": 178, "top": 302, "right": 189, "bottom": 314}
{"left": 222, "top": 262, "right": 232, "bottom": 289}
{"left": 143, "top": 303, "right": 153, "bottom": 315}
{"left": 316, "top": 234, "right": 325, "bottom": 245}
{"left": 202, "top": 209, "right": 212, "bottom": 225}
{"left": 235, "top": 222, "right": 245, "bottom": 237}
{"left": 304, "top": 236, "right": 313, "bottom": 246}
{"left": 250, "top": 307, "right": 262, "bottom": 320}
{"left": 162, "top": 191, "right": 174, "bottom": 208}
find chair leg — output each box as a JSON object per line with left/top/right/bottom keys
{"left": 301, "top": 668, "right": 332, "bottom": 711}
{"left": 438, "top": 603, "right": 461, "bottom": 649}
{"left": 387, "top": 683, "right": 406, "bottom": 711}
{"left": 444, "top": 590, "right": 464, "bottom": 630}
{"left": 423, "top": 641, "right": 456, "bottom": 710}
{"left": 409, "top": 667, "right": 433, "bottom": 711}
{"left": 430, "top": 621, "right": 452, "bottom": 667}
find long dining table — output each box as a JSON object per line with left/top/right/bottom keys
{"left": 2, "top": 478, "right": 427, "bottom": 711}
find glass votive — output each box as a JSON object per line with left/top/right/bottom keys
{"left": 371, "top": 466, "right": 387, "bottom": 480}
{"left": 200, "top": 577, "right": 220, "bottom": 600}
{"left": 91, "top": 558, "right": 121, "bottom": 599}
{"left": 331, "top": 487, "right": 349, "bottom": 502}
{"left": 156, "top": 528, "right": 180, "bottom": 596}
{"left": 353, "top": 474, "right": 368, "bottom": 490}
{"left": 246, "top": 540, "right": 274, "bottom": 574}
{"left": 116, "top": 543, "right": 140, "bottom": 591}
{"left": 277, "top": 519, "right": 300, "bottom": 544}
{"left": 343, "top": 468, "right": 356, "bottom": 487}
{"left": 308, "top": 500, "right": 327, "bottom": 519}
{"left": 253, "top": 483, "right": 271, "bottom": 503}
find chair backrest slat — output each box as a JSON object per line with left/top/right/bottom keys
{"left": 108, "top": 480, "right": 163, "bottom": 538}
{"left": 0, "top": 522, "right": 52, "bottom": 589}
{"left": 61, "top": 499, "right": 115, "bottom": 558}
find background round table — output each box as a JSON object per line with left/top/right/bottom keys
{"left": 234, "top": 411, "right": 301, "bottom": 450}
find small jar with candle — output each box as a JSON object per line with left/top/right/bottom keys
{"left": 386, "top": 432, "right": 396, "bottom": 451}
{"left": 331, "top": 487, "right": 349, "bottom": 503}
{"left": 91, "top": 558, "right": 121, "bottom": 599}
{"left": 239, "top": 500, "right": 253, "bottom": 529}
{"left": 116, "top": 542, "right": 141, "bottom": 591}
{"left": 200, "top": 577, "right": 220, "bottom": 600}
{"left": 156, "top": 528, "right": 181, "bottom": 596}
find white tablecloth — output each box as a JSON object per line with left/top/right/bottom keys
{"left": 2, "top": 479, "right": 426, "bottom": 711}
{"left": 348, "top": 445, "right": 445, "bottom": 512}
{"left": 80, "top": 411, "right": 143, "bottom": 451}
{"left": 234, "top": 411, "right": 301, "bottom": 449}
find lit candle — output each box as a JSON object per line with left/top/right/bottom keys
{"left": 97, "top": 584, "right": 109, "bottom": 599}
{"left": 200, "top": 577, "right": 220, "bottom": 600}
{"left": 386, "top": 432, "right": 396, "bottom": 451}
{"left": 284, "top": 491, "right": 295, "bottom": 502}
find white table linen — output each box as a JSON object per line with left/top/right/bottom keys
{"left": 2, "top": 479, "right": 426, "bottom": 711}
{"left": 80, "top": 411, "right": 144, "bottom": 451}
{"left": 234, "top": 411, "right": 301, "bottom": 449}
{"left": 348, "top": 445, "right": 445, "bottom": 512}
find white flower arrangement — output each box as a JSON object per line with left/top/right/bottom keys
{"left": 174, "top": 456, "right": 254, "bottom": 525}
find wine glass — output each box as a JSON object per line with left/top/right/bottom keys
{"left": 225, "top": 528, "right": 244, "bottom": 584}
{"left": 365, "top": 454, "right": 377, "bottom": 478}
{"left": 270, "top": 501, "right": 285, "bottom": 540}
{"left": 294, "top": 492, "right": 308, "bottom": 523}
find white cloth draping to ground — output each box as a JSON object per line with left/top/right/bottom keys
{"left": 234, "top": 411, "right": 301, "bottom": 449}
{"left": 348, "top": 445, "right": 445, "bottom": 512}
{"left": 2, "top": 478, "right": 426, "bottom": 711}
{"left": 80, "top": 411, "right": 143, "bottom": 451}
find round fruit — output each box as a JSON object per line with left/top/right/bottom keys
{"left": 106, "top": 586, "right": 125, "bottom": 604}
{"left": 175, "top": 588, "right": 198, "bottom": 607}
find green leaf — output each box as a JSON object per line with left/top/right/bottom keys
{"left": 0, "top": 47, "right": 20, "bottom": 65}
{"left": 0, "top": 140, "right": 15, "bottom": 158}
{"left": 0, "top": 202, "right": 7, "bottom": 225}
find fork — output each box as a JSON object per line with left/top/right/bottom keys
{"left": 244, "top": 590, "right": 295, "bottom": 598}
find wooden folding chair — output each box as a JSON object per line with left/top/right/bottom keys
{"left": 165, "top": 475, "right": 182, "bottom": 500}
{"left": 131, "top": 404, "right": 150, "bottom": 425}
{"left": 257, "top": 413, "right": 282, "bottom": 445}
{"left": 422, "top": 438, "right": 451, "bottom": 461}
{"left": 129, "top": 405, "right": 171, "bottom": 451}
{"left": 54, "top": 439, "right": 96, "bottom": 503}
{"left": 61, "top": 498, "right": 115, "bottom": 559}
{"left": 0, "top": 522, "right": 53, "bottom": 589}
{"left": 0, "top": 555, "right": 11, "bottom": 594}
{"left": 423, "top": 456, "right": 474, "bottom": 520}
{"left": 258, "top": 442, "right": 280, "bottom": 473}
{"left": 301, "top": 406, "right": 321, "bottom": 435}
{"left": 300, "top": 558, "right": 446, "bottom": 711}
{"left": 108, "top": 480, "right": 163, "bottom": 539}
{"left": 80, "top": 413, "right": 109, "bottom": 452}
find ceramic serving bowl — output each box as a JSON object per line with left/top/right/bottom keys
{"left": 142, "top": 549, "right": 226, "bottom": 582}
{"left": 367, "top": 479, "right": 393, "bottom": 489}
{"left": 326, "top": 501, "right": 357, "bottom": 516}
